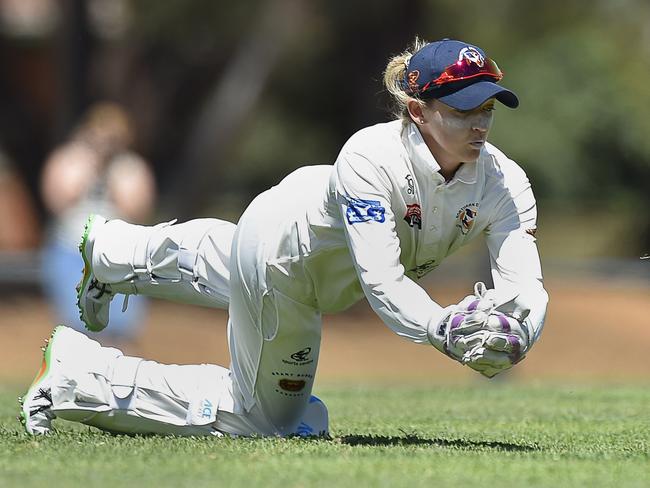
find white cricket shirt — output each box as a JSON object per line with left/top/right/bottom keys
{"left": 264, "top": 120, "right": 548, "bottom": 347}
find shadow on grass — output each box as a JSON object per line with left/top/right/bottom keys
{"left": 339, "top": 433, "right": 539, "bottom": 452}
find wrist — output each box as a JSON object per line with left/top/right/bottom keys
{"left": 426, "top": 305, "right": 456, "bottom": 353}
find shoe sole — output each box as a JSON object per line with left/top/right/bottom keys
{"left": 18, "top": 325, "right": 65, "bottom": 434}
{"left": 76, "top": 214, "right": 104, "bottom": 332}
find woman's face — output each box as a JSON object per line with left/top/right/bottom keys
{"left": 418, "top": 98, "right": 495, "bottom": 166}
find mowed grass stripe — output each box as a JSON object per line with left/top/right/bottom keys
{"left": 0, "top": 384, "right": 648, "bottom": 488}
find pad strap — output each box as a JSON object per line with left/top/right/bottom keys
{"left": 131, "top": 219, "right": 177, "bottom": 280}
{"left": 178, "top": 248, "right": 198, "bottom": 281}
{"left": 177, "top": 224, "right": 216, "bottom": 284}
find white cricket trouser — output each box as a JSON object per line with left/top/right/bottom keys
{"left": 53, "top": 189, "right": 325, "bottom": 437}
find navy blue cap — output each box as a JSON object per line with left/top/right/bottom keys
{"left": 404, "top": 39, "right": 519, "bottom": 110}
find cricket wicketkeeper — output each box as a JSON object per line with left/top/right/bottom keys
{"left": 20, "top": 38, "right": 548, "bottom": 437}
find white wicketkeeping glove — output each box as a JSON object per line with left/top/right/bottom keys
{"left": 428, "top": 283, "right": 533, "bottom": 378}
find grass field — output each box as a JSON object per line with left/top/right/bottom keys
{"left": 1, "top": 281, "right": 648, "bottom": 488}
{"left": 1, "top": 383, "right": 648, "bottom": 488}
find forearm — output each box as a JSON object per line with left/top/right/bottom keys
{"left": 359, "top": 270, "right": 447, "bottom": 344}
{"left": 487, "top": 230, "right": 548, "bottom": 348}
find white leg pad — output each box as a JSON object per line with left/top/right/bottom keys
{"left": 92, "top": 218, "right": 235, "bottom": 309}
{"left": 50, "top": 327, "right": 235, "bottom": 435}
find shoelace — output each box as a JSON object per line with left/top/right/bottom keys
{"left": 89, "top": 279, "right": 109, "bottom": 299}
{"left": 29, "top": 388, "right": 53, "bottom": 416}
{"left": 89, "top": 278, "right": 131, "bottom": 313}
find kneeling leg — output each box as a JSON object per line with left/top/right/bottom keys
{"left": 50, "top": 326, "right": 236, "bottom": 436}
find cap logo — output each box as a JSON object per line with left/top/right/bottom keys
{"left": 407, "top": 70, "right": 420, "bottom": 92}
{"left": 458, "top": 47, "right": 484, "bottom": 67}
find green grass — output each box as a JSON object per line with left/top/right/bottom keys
{"left": 1, "top": 383, "right": 648, "bottom": 488}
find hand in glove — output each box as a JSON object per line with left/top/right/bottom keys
{"left": 429, "top": 283, "right": 532, "bottom": 378}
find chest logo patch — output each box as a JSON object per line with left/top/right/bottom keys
{"left": 404, "top": 203, "right": 422, "bottom": 230}
{"left": 456, "top": 203, "right": 479, "bottom": 235}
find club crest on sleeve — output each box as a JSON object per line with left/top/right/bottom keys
{"left": 345, "top": 197, "right": 386, "bottom": 225}
{"left": 404, "top": 203, "right": 422, "bottom": 229}
{"left": 456, "top": 203, "right": 479, "bottom": 235}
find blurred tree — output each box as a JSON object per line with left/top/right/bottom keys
{"left": 126, "top": 0, "right": 426, "bottom": 218}
{"left": 1, "top": 0, "right": 649, "bottom": 252}
{"left": 418, "top": 0, "right": 650, "bottom": 251}
{"left": 57, "top": 0, "right": 93, "bottom": 136}
{"left": 166, "top": 0, "right": 310, "bottom": 217}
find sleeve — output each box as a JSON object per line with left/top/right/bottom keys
{"left": 334, "top": 150, "right": 446, "bottom": 344}
{"left": 484, "top": 169, "right": 549, "bottom": 345}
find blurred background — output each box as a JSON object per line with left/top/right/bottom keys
{"left": 0, "top": 0, "right": 648, "bottom": 385}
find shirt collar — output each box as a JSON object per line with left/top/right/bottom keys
{"left": 402, "top": 122, "right": 441, "bottom": 175}
{"left": 401, "top": 121, "right": 478, "bottom": 185}
{"left": 453, "top": 159, "right": 478, "bottom": 184}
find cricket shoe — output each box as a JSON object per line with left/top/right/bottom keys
{"left": 18, "top": 326, "right": 67, "bottom": 435}
{"left": 77, "top": 214, "right": 113, "bottom": 332}
{"left": 293, "top": 395, "right": 329, "bottom": 438}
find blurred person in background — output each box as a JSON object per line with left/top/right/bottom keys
{"left": 21, "top": 39, "right": 548, "bottom": 438}
{"left": 0, "top": 147, "right": 39, "bottom": 251}
{"left": 39, "top": 102, "right": 156, "bottom": 342}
